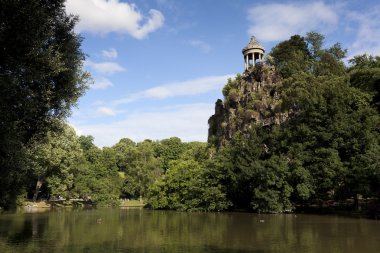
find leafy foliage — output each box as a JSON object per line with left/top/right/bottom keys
{"left": 348, "top": 54, "right": 380, "bottom": 112}
{"left": 269, "top": 35, "right": 311, "bottom": 78}
{"left": 26, "top": 123, "right": 85, "bottom": 200}
{"left": 0, "top": 0, "right": 88, "bottom": 208}
{"left": 269, "top": 32, "right": 346, "bottom": 78}
{"left": 1, "top": 24, "right": 379, "bottom": 215}
{"left": 148, "top": 159, "right": 231, "bottom": 211}
{"left": 206, "top": 32, "right": 380, "bottom": 213}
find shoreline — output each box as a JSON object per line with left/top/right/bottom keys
{"left": 23, "top": 199, "right": 146, "bottom": 209}
{"left": 15, "top": 200, "right": 379, "bottom": 220}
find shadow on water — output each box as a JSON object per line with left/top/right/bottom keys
{"left": 2, "top": 213, "right": 48, "bottom": 245}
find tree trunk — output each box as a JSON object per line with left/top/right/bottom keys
{"left": 354, "top": 194, "right": 362, "bottom": 212}
{"left": 33, "top": 179, "right": 43, "bottom": 202}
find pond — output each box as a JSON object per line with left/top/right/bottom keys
{"left": 0, "top": 208, "right": 379, "bottom": 253}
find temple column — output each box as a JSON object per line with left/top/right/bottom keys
{"left": 242, "top": 36, "right": 265, "bottom": 70}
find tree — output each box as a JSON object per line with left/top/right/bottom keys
{"left": 269, "top": 34, "right": 311, "bottom": 78}
{"left": 279, "top": 73, "right": 379, "bottom": 202}
{"left": 111, "top": 139, "right": 162, "bottom": 200}
{"left": 26, "top": 123, "right": 85, "bottom": 201}
{"left": 219, "top": 128, "right": 293, "bottom": 212}
{"left": 181, "top": 142, "right": 209, "bottom": 163}
{"left": 269, "top": 32, "right": 346, "bottom": 78}
{"left": 250, "top": 155, "right": 293, "bottom": 213}
{"left": 348, "top": 54, "right": 380, "bottom": 112}
{"left": 0, "top": 0, "right": 88, "bottom": 208}
{"left": 348, "top": 54, "right": 380, "bottom": 69}
{"left": 122, "top": 140, "right": 162, "bottom": 199}
{"left": 305, "top": 31, "right": 325, "bottom": 58}
{"left": 78, "top": 135, "right": 97, "bottom": 152}
{"left": 155, "top": 137, "right": 185, "bottom": 171}
{"left": 148, "top": 159, "right": 230, "bottom": 211}
{"left": 73, "top": 138, "right": 121, "bottom": 206}
{"left": 305, "top": 32, "right": 346, "bottom": 76}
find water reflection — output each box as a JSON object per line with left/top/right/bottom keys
{"left": 0, "top": 209, "right": 379, "bottom": 253}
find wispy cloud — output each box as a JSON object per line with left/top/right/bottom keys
{"left": 346, "top": 5, "right": 380, "bottom": 57}
{"left": 96, "top": 106, "right": 117, "bottom": 116}
{"left": 86, "top": 60, "right": 125, "bottom": 75}
{"left": 188, "top": 40, "right": 212, "bottom": 53}
{"left": 91, "top": 77, "right": 113, "bottom": 90}
{"left": 101, "top": 48, "right": 118, "bottom": 59}
{"left": 247, "top": 2, "right": 338, "bottom": 42}
{"left": 113, "top": 74, "right": 233, "bottom": 105}
{"left": 65, "top": 0, "right": 164, "bottom": 39}
{"left": 71, "top": 103, "right": 214, "bottom": 147}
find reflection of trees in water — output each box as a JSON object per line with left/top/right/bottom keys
{"left": 0, "top": 213, "right": 50, "bottom": 253}
{"left": 0, "top": 210, "right": 380, "bottom": 253}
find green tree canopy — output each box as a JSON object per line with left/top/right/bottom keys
{"left": 269, "top": 34, "right": 311, "bottom": 78}
{"left": 148, "top": 159, "right": 231, "bottom": 211}
{"left": 269, "top": 32, "right": 346, "bottom": 78}
{"left": 348, "top": 54, "right": 380, "bottom": 112}
{"left": 155, "top": 137, "right": 186, "bottom": 171}
{"left": 26, "top": 123, "right": 85, "bottom": 201}
{"left": 0, "top": 0, "right": 88, "bottom": 208}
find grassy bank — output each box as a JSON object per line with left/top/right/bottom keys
{"left": 120, "top": 199, "right": 145, "bottom": 207}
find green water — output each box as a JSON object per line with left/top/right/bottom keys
{"left": 0, "top": 208, "right": 379, "bottom": 253}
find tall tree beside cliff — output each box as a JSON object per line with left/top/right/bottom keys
{"left": 269, "top": 32, "right": 346, "bottom": 78}
{"left": 0, "top": 0, "right": 88, "bottom": 208}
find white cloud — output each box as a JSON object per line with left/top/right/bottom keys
{"left": 247, "top": 2, "right": 338, "bottom": 42}
{"left": 113, "top": 74, "right": 233, "bottom": 104}
{"left": 86, "top": 60, "right": 125, "bottom": 75}
{"left": 65, "top": 0, "right": 164, "bottom": 39}
{"left": 188, "top": 40, "right": 212, "bottom": 53}
{"left": 96, "top": 106, "right": 117, "bottom": 116}
{"left": 91, "top": 77, "right": 113, "bottom": 90}
{"left": 71, "top": 103, "right": 214, "bottom": 147}
{"left": 101, "top": 48, "right": 118, "bottom": 59}
{"left": 346, "top": 6, "right": 380, "bottom": 57}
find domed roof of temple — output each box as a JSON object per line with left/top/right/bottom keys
{"left": 242, "top": 36, "right": 265, "bottom": 53}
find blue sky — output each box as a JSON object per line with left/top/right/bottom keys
{"left": 65, "top": 0, "right": 380, "bottom": 147}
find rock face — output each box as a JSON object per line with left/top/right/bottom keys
{"left": 208, "top": 64, "right": 288, "bottom": 148}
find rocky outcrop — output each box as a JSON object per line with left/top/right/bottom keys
{"left": 208, "top": 64, "right": 288, "bottom": 148}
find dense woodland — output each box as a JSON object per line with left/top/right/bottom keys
{"left": 1, "top": 1, "right": 379, "bottom": 214}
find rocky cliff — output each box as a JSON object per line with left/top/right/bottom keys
{"left": 208, "top": 64, "right": 288, "bottom": 148}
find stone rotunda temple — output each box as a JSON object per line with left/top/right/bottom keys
{"left": 242, "top": 36, "right": 265, "bottom": 71}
